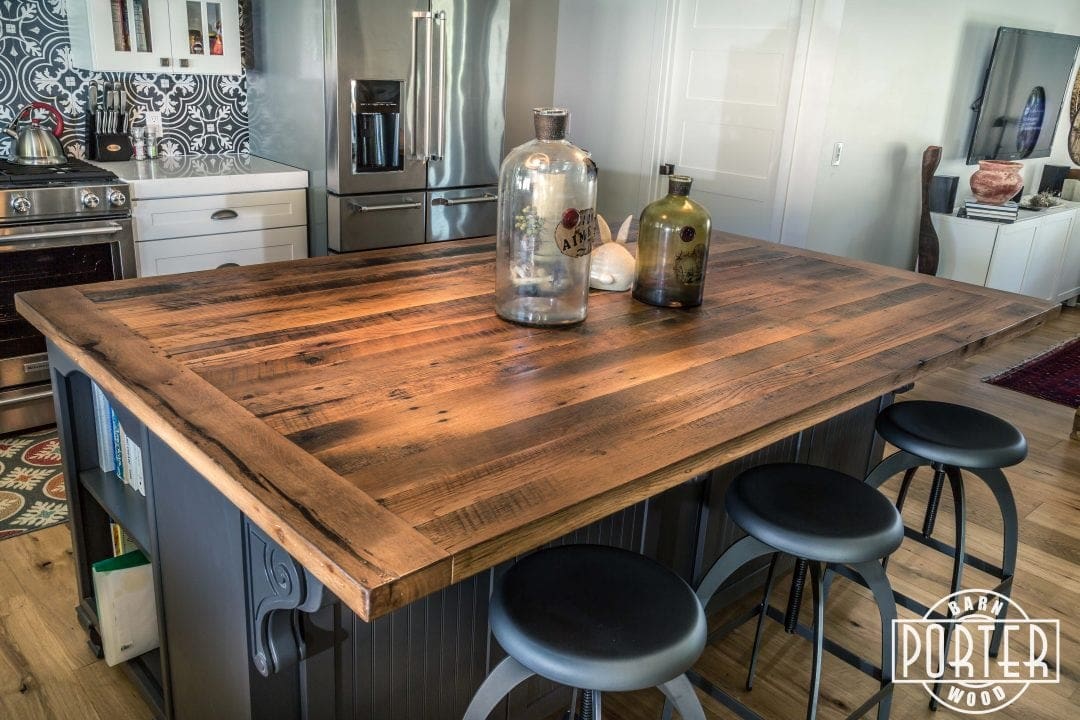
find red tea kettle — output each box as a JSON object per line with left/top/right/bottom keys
{"left": 4, "top": 102, "right": 66, "bottom": 165}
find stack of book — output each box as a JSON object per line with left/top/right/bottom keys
{"left": 962, "top": 200, "right": 1019, "bottom": 223}
{"left": 91, "top": 381, "right": 146, "bottom": 496}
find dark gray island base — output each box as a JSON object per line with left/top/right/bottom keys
{"left": 50, "top": 342, "right": 887, "bottom": 719}
{"left": 20, "top": 236, "right": 1057, "bottom": 719}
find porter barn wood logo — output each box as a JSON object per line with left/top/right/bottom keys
{"left": 894, "top": 589, "right": 1059, "bottom": 714}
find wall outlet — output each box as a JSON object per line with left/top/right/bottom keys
{"left": 144, "top": 110, "right": 163, "bottom": 135}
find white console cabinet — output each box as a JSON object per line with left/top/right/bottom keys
{"left": 931, "top": 203, "right": 1080, "bottom": 303}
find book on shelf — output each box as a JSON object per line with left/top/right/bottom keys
{"left": 110, "top": 521, "right": 138, "bottom": 556}
{"left": 132, "top": 0, "right": 149, "bottom": 53}
{"left": 109, "top": 406, "right": 125, "bottom": 483}
{"left": 91, "top": 382, "right": 115, "bottom": 473}
{"left": 94, "top": 384, "right": 146, "bottom": 495}
{"left": 963, "top": 200, "right": 1019, "bottom": 214}
{"left": 127, "top": 437, "right": 145, "bottom": 496}
{"left": 959, "top": 211, "right": 1016, "bottom": 223}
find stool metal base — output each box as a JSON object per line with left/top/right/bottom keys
{"left": 866, "top": 450, "right": 1019, "bottom": 710}
{"left": 462, "top": 656, "right": 705, "bottom": 720}
{"left": 665, "top": 536, "right": 896, "bottom": 720}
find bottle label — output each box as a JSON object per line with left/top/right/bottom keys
{"left": 673, "top": 226, "right": 706, "bottom": 284}
{"left": 553, "top": 207, "right": 595, "bottom": 258}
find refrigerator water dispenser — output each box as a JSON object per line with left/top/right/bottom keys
{"left": 351, "top": 80, "right": 402, "bottom": 173}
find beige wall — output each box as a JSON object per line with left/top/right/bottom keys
{"left": 505, "top": 0, "right": 560, "bottom": 152}
{"left": 552, "top": 0, "right": 667, "bottom": 224}
{"left": 805, "top": 0, "right": 1080, "bottom": 267}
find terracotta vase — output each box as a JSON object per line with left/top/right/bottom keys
{"left": 969, "top": 160, "right": 1024, "bottom": 205}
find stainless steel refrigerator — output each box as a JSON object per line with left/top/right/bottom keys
{"left": 249, "top": 0, "right": 509, "bottom": 256}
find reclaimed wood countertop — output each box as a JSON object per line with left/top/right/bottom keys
{"left": 16, "top": 234, "right": 1058, "bottom": 621}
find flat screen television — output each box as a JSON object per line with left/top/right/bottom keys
{"left": 966, "top": 27, "right": 1080, "bottom": 164}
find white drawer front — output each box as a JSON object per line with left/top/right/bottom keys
{"left": 137, "top": 227, "right": 308, "bottom": 277}
{"left": 133, "top": 189, "right": 307, "bottom": 241}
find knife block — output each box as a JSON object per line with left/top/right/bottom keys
{"left": 87, "top": 115, "right": 133, "bottom": 161}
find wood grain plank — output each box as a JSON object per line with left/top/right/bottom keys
{"left": 15, "top": 233, "right": 1058, "bottom": 620}
{"left": 16, "top": 288, "right": 451, "bottom": 620}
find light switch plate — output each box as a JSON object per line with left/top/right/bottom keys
{"left": 144, "top": 111, "right": 163, "bottom": 136}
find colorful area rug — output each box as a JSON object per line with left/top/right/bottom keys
{"left": 0, "top": 427, "right": 67, "bottom": 541}
{"left": 984, "top": 337, "right": 1080, "bottom": 408}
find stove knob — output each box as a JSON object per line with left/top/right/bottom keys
{"left": 107, "top": 189, "right": 127, "bottom": 208}
{"left": 81, "top": 191, "right": 102, "bottom": 209}
{"left": 10, "top": 196, "right": 30, "bottom": 214}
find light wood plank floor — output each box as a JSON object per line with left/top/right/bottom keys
{"left": 1, "top": 307, "right": 1076, "bottom": 720}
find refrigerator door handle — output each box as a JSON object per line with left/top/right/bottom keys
{"left": 410, "top": 11, "right": 433, "bottom": 160}
{"left": 431, "top": 193, "right": 497, "bottom": 207}
{"left": 348, "top": 200, "right": 424, "bottom": 213}
{"left": 433, "top": 10, "right": 447, "bottom": 161}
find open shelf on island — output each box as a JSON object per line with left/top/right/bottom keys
{"left": 79, "top": 467, "right": 151, "bottom": 553}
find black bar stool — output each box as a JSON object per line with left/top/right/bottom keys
{"left": 681, "top": 464, "right": 903, "bottom": 720}
{"left": 463, "top": 544, "right": 707, "bottom": 720}
{"left": 865, "top": 400, "right": 1025, "bottom": 708}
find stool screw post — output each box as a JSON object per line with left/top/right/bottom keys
{"left": 580, "top": 689, "right": 596, "bottom": 720}
{"left": 922, "top": 464, "right": 947, "bottom": 538}
{"left": 785, "top": 559, "right": 809, "bottom": 634}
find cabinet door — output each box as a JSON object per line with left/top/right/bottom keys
{"left": 986, "top": 223, "right": 1036, "bottom": 293}
{"left": 168, "top": 0, "right": 242, "bottom": 75}
{"left": 931, "top": 214, "right": 996, "bottom": 285}
{"left": 1020, "top": 212, "right": 1071, "bottom": 301}
{"left": 136, "top": 226, "right": 307, "bottom": 277}
{"left": 1055, "top": 214, "right": 1080, "bottom": 301}
{"left": 81, "top": 0, "right": 175, "bottom": 72}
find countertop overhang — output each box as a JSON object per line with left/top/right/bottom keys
{"left": 89, "top": 153, "right": 308, "bottom": 199}
{"left": 15, "top": 234, "right": 1059, "bottom": 620}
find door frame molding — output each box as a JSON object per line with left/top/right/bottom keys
{"left": 639, "top": 0, "right": 845, "bottom": 247}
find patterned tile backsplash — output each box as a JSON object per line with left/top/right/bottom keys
{"left": 0, "top": 0, "right": 248, "bottom": 159}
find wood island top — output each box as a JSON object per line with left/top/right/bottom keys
{"left": 16, "top": 234, "right": 1058, "bottom": 621}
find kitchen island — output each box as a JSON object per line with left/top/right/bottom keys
{"left": 16, "top": 235, "right": 1057, "bottom": 719}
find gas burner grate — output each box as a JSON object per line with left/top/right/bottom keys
{"left": 0, "top": 158, "right": 119, "bottom": 187}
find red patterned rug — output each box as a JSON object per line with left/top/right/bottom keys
{"left": 0, "top": 427, "right": 67, "bottom": 541}
{"left": 984, "top": 336, "right": 1080, "bottom": 408}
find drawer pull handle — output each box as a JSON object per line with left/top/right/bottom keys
{"left": 211, "top": 209, "right": 239, "bottom": 220}
{"left": 349, "top": 201, "right": 423, "bottom": 213}
{"left": 0, "top": 388, "right": 52, "bottom": 407}
{"left": 431, "top": 193, "right": 497, "bottom": 207}
{"left": 217, "top": 262, "right": 240, "bottom": 269}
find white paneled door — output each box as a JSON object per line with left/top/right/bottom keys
{"left": 654, "top": 0, "right": 805, "bottom": 241}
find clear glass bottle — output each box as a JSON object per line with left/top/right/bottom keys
{"left": 632, "top": 175, "right": 712, "bottom": 307}
{"left": 495, "top": 108, "right": 598, "bottom": 326}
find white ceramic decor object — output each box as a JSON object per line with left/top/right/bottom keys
{"left": 589, "top": 213, "right": 635, "bottom": 291}
{"left": 616, "top": 214, "right": 632, "bottom": 244}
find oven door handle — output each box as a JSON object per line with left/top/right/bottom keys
{"left": 0, "top": 388, "right": 53, "bottom": 407}
{"left": 0, "top": 223, "right": 124, "bottom": 247}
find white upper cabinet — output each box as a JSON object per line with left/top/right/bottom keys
{"left": 69, "top": 0, "right": 241, "bottom": 76}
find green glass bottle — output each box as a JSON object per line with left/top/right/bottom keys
{"left": 632, "top": 175, "right": 712, "bottom": 307}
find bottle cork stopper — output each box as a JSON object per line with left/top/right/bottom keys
{"left": 534, "top": 108, "right": 568, "bottom": 140}
{"left": 669, "top": 175, "right": 693, "bottom": 196}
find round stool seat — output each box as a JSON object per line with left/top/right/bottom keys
{"left": 876, "top": 400, "right": 1027, "bottom": 469}
{"left": 726, "top": 464, "right": 903, "bottom": 565}
{"left": 490, "top": 545, "right": 706, "bottom": 693}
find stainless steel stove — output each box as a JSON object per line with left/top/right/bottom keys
{"left": 1, "top": 158, "right": 134, "bottom": 434}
